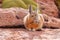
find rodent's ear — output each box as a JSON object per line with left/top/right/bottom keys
{"left": 35, "top": 7, "right": 39, "bottom": 14}
{"left": 34, "top": 4, "right": 39, "bottom": 14}
{"left": 28, "top": 5, "right": 32, "bottom": 14}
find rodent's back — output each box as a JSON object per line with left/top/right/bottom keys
{"left": 38, "top": 14, "right": 44, "bottom": 29}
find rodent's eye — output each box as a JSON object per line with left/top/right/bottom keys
{"left": 35, "top": 15, "right": 36, "bottom": 16}
{"left": 30, "top": 14, "right": 34, "bottom": 17}
{"left": 31, "top": 15, "right": 34, "bottom": 17}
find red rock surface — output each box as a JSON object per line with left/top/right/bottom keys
{"left": 0, "top": 7, "right": 59, "bottom": 27}
{"left": 34, "top": 0, "right": 58, "bottom": 17}
{"left": 0, "top": 8, "right": 28, "bottom": 27}
{"left": 0, "top": 28, "right": 59, "bottom": 40}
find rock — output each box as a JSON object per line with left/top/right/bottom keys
{"left": 0, "top": 28, "right": 59, "bottom": 40}
{"left": 0, "top": 8, "right": 28, "bottom": 27}
{"left": 34, "top": 0, "right": 59, "bottom": 17}
{"left": 0, "top": 7, "right": 59, "bottom": 28}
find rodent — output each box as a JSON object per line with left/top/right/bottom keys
{"left": 23, "top": 5, "right": 44, "bottom": 31}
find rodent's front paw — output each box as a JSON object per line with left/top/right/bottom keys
{"left": 28, "top": 28, "right": 36, "bottom": 31}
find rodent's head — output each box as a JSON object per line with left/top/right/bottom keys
{"left": 28, "top": 5, "right": 39, "bottom": 18}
